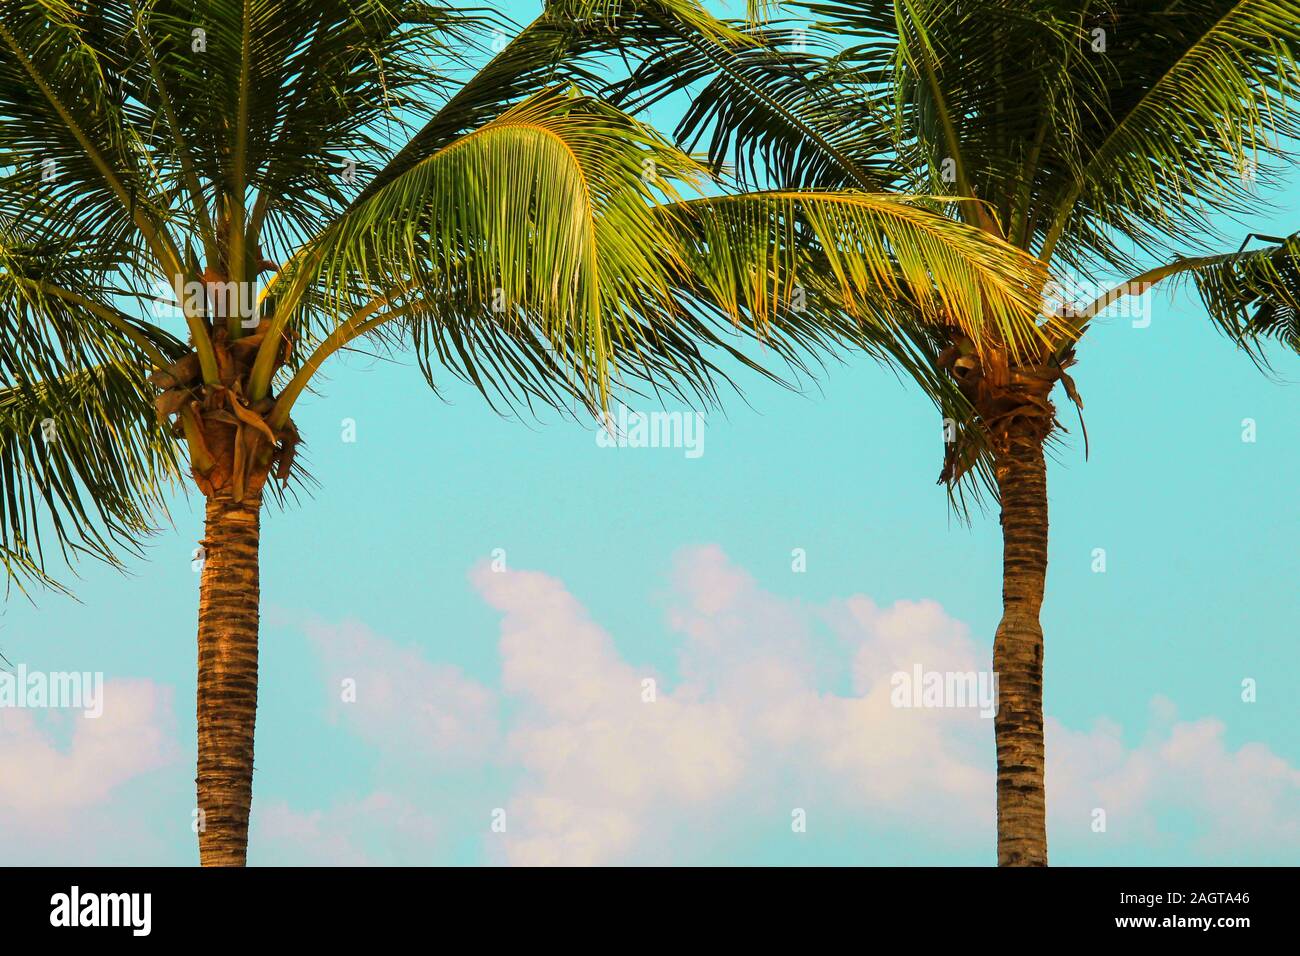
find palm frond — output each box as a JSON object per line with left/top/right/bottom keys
{"left": 0, "top": 364, "right": 181, "bottom": 594}
{"left": 351, "top": 0, "right": 761, "bottom": 203}
{"left": 264, "top": 88, "right": 724, "bottom": 411}
{"left": 1188, "top": 232, "right": 1300, "bottom": 364}
{"left": 1042, "top": 0, "right": 1300, "bottom": 270}
{"left": 271, "top": 90, "right": 1049, "bottom": 423}
{"left": 665, "top": 190, "right": 1053, "bottom": 358}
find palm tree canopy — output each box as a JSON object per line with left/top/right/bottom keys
{"left": 659, "top": 0, "right": 1300, "bottom": 266}
{"left": 630, "top": 0, "right": 1300, "bottom": 487}
{"left": 0, "top": 0, "right": 1050, "bottom": 584}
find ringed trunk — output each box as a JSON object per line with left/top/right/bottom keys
{"left": 992, "top": 433, "right": 1049, "bottom": 866}
{"left": 195, "top": 492, "right": 263, "bottom": 866}
{"left": 940, "top": 345, "right": 1066, "bottom": 866}
{"left": 159, "top": 312, "right": 294, "bottom": 866}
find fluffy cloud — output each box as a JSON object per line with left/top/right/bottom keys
{"left": 473, "top": 556, "right": 749, "bottom": 865}
{"left": 268, "top": 547, "right": 1002, "bottom": 865}
{"left": 303, "top": 617, "right": 498, "bottom": 762}
{"left": 464, "top": 547, "right": 1002, "bottom": 863}
{"left": 0, "top": 678, "right": 176, "bottom": 815}
{"left": 0, "top": 678, "right": 182, "bottom": 864}
{"left": 1047, "top": 698, "right": 1300, "bottom": 861}
{"left": 255, "top": 792, "right": 441, "bottom": 866}
{"left": 469, "top": 546, "right": 1299, "bottom": 863}
{"left": 254, "top": 546, "right": 1300, "bottom": 865}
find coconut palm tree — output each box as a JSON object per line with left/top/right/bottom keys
{"left": 0, "top": 0, "right": 1051, "bottom": 865}
{"left": 612, "top": 0, "right": 1300, "bottom": 864}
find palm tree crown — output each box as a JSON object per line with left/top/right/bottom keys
{"left": 617, "top": 0, "right": 1300, "bottom": 864}
{"left": 1, "top": 0, "right": 1055, "bottom": 862}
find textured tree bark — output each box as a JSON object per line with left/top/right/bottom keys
{"left": 992, "top": 435, "right": 1050, "bottom": 866}
{"left": 195, "top": 493, "right": 262, "bottom": 866}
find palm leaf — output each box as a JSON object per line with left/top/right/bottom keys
{"left": 268, "top": 89, "right": 1048, "bottom": 425}
{"left": 0, "top": 364, "right": 181, "bottom": 594}
{"left": 1188, "top": 232, "right": 1300, "bottom": 362}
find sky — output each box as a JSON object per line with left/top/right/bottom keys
{"left": 0, "top": 1, "right": 1297, "bottom": 866}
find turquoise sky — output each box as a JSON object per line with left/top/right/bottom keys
{"left": 0, "top": 1, "right": 1296, "bottom": 866}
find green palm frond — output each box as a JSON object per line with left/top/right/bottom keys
{"left": 128, "top": 0, "right": 490, "bottom": 254}
{"left": 607, "top": 17, "right": 893, "bottom": 191}
{"left": 0, "top": 0, "right": 177, "bottom": 279}
{"left": 665, "top": 190, "right": 1052, "bottom": 356}
{"left": 678, "top": 0, "right": 1300, "bottom": 507}
{"left": 0, "top": 211, "right": 183, "bottom": 590}
{"left": 264, "top": 88, "right": 720, "bottom": 412}
{"left": 0, "top": 364, "right": 180, "bottom": 594}
{"left": 1042, "top": 0, "right": 1300, "bottom": 271}
{"left": 0, "top": 215, "right": 186, "bottom": 372}
{"left": 0, "top": 0, "right": 1082, "bottom": 581}
{"left": 351, "top": 0, "right": 760, "bottom": 203}
{"left": 265, "top": 89, "right": 1048, "bottom": 424}
{"left": 1189, "top": 233, "right": 1300, "bottom": 361}
{"left": 782, "top": 0, "right": 1300, "bottom": 271}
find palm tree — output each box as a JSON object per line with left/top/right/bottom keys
{"left": 615, "top": 0, "right": 1300, "bottom": 863}
{"left": 0, "top": 0, "right": 1049, "bottom": 865}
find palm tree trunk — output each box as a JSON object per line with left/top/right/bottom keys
{"left": 992, "top": 435, "right": 1049, "bottom": 866}
{"left": 195, "top": 492, "right": 262, "bottom": 866}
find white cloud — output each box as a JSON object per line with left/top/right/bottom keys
{"left": 0, "top": 678, "right": 182, "bottom": 864}
{"left": 204, "top": 547, "right": 1300, "bottom": 865}
{"left": 255, "top": 792, "right": 441, "bottom": 866}
{"left": 302, "top": 617, "right": 497, "bottom": 761}
{"left": 468, "top": 546, "right": 1299, "bottom": 863}
{"left": 1047, "top": 697, "right": 1300, "bottom": 860}
{"left": 469, "top": 546, "right": 996, "bottom": 863}
{"left": 472, "top": 559, "right": 748, "bottom": 865}
{"left": 0, "top": 678, "right": 177, "bottom": 815}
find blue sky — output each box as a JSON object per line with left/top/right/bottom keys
{"left": 0, "top": 1, "right": 1297, "bottom": 865}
